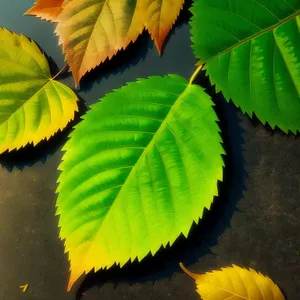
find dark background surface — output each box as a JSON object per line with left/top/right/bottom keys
{"left": 0, "top": 1, "right": 299, "bottom": 299}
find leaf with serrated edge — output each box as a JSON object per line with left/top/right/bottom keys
{"left": 24, "top": 0, "right": 64, "bottom": 22}
{"left": 55, "top": 0, "right": 184, "bottom": 85}
{"left": 180, "top": 263, "right": 285, "bottom": 300}
{"left": 0, "top": 28, "right": 78, "bottom": 154}
{"left": 142, "top": 0, "right": 184, "bottom": 53}
{"left": 56, "top": 74, "right": 224, "bottom": 290}
{"left": 191, "top": 0, "right": 300, "bottom": 134}
{"left": 55, "top": 0, "right": 144, "bottom": 86}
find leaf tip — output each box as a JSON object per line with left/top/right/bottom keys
{"left": 67, "top": 269, "right": 83, "bottom": 292}
{"left": 73, "top": 74, "right": 80, "bottom": 87}
{"left": 24, "top": 7, "right": 33, "bottom": 17}
{"left": 67, "top": 280, "right": 73, "bottom": 292}
{"left": 154, "top": 39, "right": 164, "bottom": 56}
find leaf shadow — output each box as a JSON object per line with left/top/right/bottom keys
{"left": 247, "top": 113, "right": 300, "bottom": 137}
{"left": 77, "top": 0, "right": 193, "bottom": 93}
{"left": 0, "top": 52, "right": 87, "bottom": 171}
{"left": 77, "top": 32, "right": 152, "bottom": 93}
{"left": 74, "top": 71, "right": 247, "bottom": 299}
{"left": 0, "top": 94, "right": 86, "bottom": 171}
{"left": 159, "top": 0, "right": 193, "bottom": 56}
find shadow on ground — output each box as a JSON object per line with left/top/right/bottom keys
{"left": 77, "top": 0, "right": 194, "bottom": 93}
{"left": 0, "top": 94, "right": 87, "bottom": 171}
{"left": 0, "top": 0, "right": 194, "bottom": 171}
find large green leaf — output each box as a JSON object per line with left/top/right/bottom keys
{"left": 0, "top": 27, "right": 78, "bottom": 154}
{"left": 191, "top": 0, "right": 300, "bottom": 133}
{"left": 56, "top": 74, "right": 224, "bottom": 290}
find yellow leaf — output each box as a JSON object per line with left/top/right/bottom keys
{"left": 180, "top": 263, "right": 285, "bottom": 300}
{"left": 0, "top": 28, "right": 79, "bottom": 154}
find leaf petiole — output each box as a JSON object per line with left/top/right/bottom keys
{"left": 52, "top": 64, "right": 69, "bottom": 80}
{"left": 189, "top": 64, "right": 203, "bottom": 84}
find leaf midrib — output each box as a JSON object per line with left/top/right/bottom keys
{"left": 200, "top": 10, "right": 300, "bottom": 64}
{"left": 80, "top": 0, "right": 109, "bottom": 67}
{"left": 80, "top": 0, "right": 138, "bottom": 72}
{"left": 80, "top": 82, "right": 191, "bottom": 264}
{"left": 198, "top": 277, "right": 250, "bottom": 300}
{"left": 0, "top": 78, "right": 53, "bottom": 127}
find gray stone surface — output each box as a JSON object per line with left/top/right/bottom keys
{"left": 0, "top": 1, "right": 299, "bottom": 299}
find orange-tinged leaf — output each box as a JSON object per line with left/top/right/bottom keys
{"left": 142, "top": 0, "right": 184, "bottom": 54}
{"left": 54, "top": 0, "right": 184, "bottom": 85}
{"left": 55, "top": 0, "right": 144, "bottom": 86}
{"left": 25, "top": 0, "right": 64, "bottom": 22}
{"left": 180, "top": 263, "right": 285, "bottom": 300}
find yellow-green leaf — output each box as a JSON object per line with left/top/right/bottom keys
{"left": 56, "top": 75, "right": 224, "bottom": 291}
{"left": 0, "top": 28, "right": 78, "bottom": 154}
{"left": 180, "top": 263, "right": 285, "bottom": 300}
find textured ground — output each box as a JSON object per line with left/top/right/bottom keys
{"left": 0, "top": 1, "right": 299, "bottom": 300}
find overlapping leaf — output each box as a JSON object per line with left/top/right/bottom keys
{"left": 142, "top": 0, "right": 185, "bottom": 53}
{"left": 36, "top": 0, "right": 185, "bottom": 85}
{"left": 55, "top": 0, "right": 144, "bottom": 85}
{"left": 0, "top": 28, "right": 78, "bottom": 154}
{"left": 56, "top": 74, "right": 224, "bottom": 290}
{"left": 180, "top": 263, "right": 285, "bottom": 300}
{"left": 191, "top": 0, "right": 300, "bottom": 134}
{"left": 25, "top": 0, "right": 64, "bottom": 22}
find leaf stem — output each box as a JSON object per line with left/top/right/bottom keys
{"left": 52, "top": 64, "right": 69, "bottom": 80}
{"left": 189, "top": 64, "right": 204, "bottom": 84}
{"left": 179, "top": 262, "right": 199, "bottom": 280}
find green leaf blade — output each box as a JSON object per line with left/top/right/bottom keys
{"left": 56, "top": 75, "right": 224, "bottom": 290}
{"left": 191, "top": 0, "right": 300, "bottom": 133}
